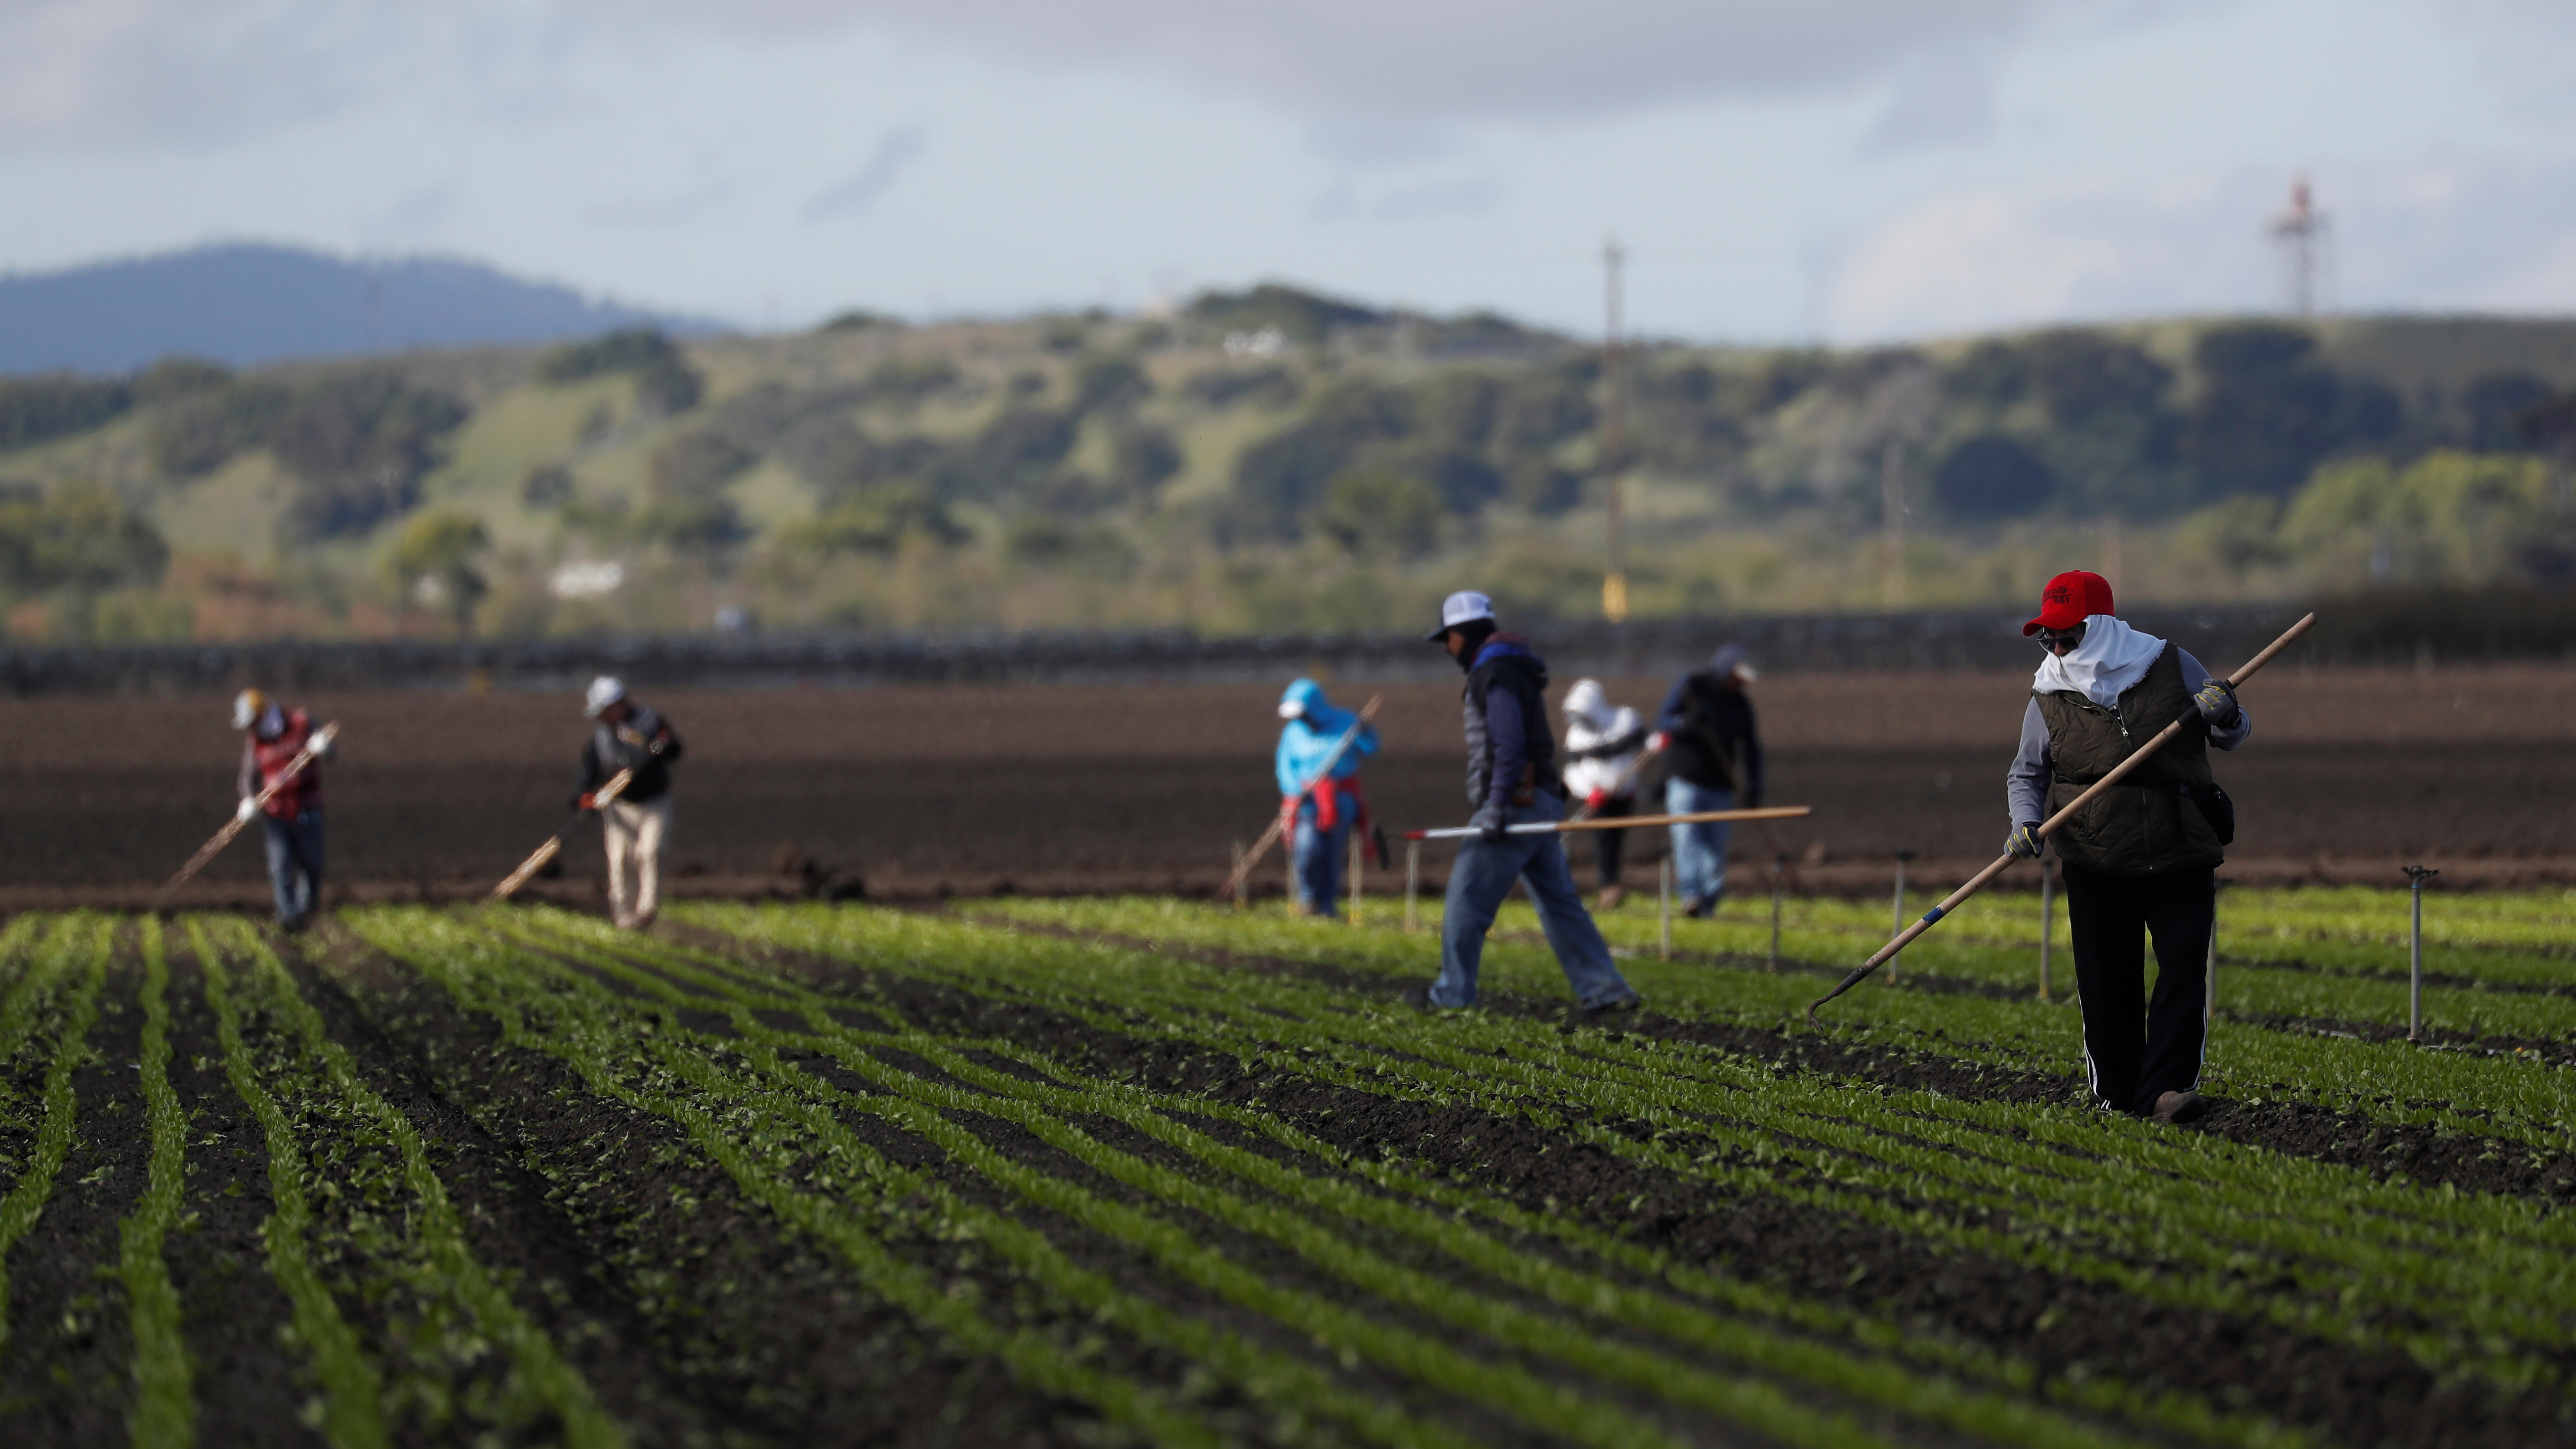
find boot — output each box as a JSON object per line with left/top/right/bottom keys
{"left": 2152, "top": 1090, "right": 2206, "bottom": 1125}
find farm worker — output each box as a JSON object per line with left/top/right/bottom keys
{"left": 1408, "top": 591, "right": 1639, "bottom": 1024}
{"left": 572, "top": 676, "right": 686, "bottom": 930}
{"left": 233, "top": 689, "right": 336, "bottom": 931}
{"left": 1652, "top": 644, "right": 1764, "bottom": 918}
{"left": 1275, "top": 677, "right": 1381, "bottom": 918}
{"left": 1560, "top": 678, "right": 1648, "bottom": 909}
{"left": 2006, "top": 570, "right": 2249, "bottom": 1127}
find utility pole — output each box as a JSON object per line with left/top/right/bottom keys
{"left": 1601, "top": 237, "right": 1629, "bottom": 629}
{"left": 2269, "top": 175, "right": 2331, "bottom": 317}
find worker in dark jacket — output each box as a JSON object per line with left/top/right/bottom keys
{"left": 2005, "top": 571, "right": 2249, "bottom": 1126}
{"left": 572, "top": 676, "right": 685, "bottom": 929}
{"left": 233, "top": 689, "right": 336, "bottom": 930}
{"left": 1653, "top": 644, "right": 1763, "bottom": 917}
{"left": 1407, "top": 591, "right": 1638, "bottom": 1023}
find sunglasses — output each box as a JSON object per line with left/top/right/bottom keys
{"left": 2037, "top": 624, "right": 2087, "bottom": 653}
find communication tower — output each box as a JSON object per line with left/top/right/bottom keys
{"left": 2268, "top": 175, "right": 2333, "bottom": 316}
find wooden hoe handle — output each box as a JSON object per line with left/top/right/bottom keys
{"left": 1806, "top": 612, "right": 2315, "bottom": 1021}
{"left": 1220, "top": 695, "right": 1383, "bottom": 901}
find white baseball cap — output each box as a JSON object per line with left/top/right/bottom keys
{"left": 584, "top": 676, "right": 627, "bottom": 717}
{"left": 1424, "top": 590, "right": 1495, "bottom": 642}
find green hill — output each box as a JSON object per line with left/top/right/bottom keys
{"left": 2, "top": 292, "right": 2573, "bottom": 643}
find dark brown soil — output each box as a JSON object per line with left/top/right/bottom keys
{"left": 9, "top": 666, "right": 2576, "bottom": 905}
{"left": 0, "top": 953, "right": 149, "bottom": 1444}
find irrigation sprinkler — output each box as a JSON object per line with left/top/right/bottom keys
{"left": 1403, "top": 841, "right": 1420, "bottom": 934}
{"left": 2405, "top": 865, "right": 2438, "bottom": 1042}
{"left": 2038, "top": 863, "right": 2055, "bottom": 1002}
{"left": 1658, "top": 857, "right": 1674, "bottom": 960}
{"left": 1809, "top": 611, "right": 2317, "bottom": 1021}
{"left": 1768, "top": 855, "right": 1785, "bottom": 971}
{"left": 1348, "top": 828, "right": 1363, "bottom": 925}
{"left": 1888, "top": 850, "right": 1915, "bottom": 985}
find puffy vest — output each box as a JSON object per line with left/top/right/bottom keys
{"left": 247, "top": 709, "right": 323, "bottom": 820}
{"left": 2034, "top": 644, "right": 2224, "bottom": 875}
{"left": 1462, "top": 644, "right": 1561, "bottom": 808}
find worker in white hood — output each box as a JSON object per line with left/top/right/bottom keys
{"left": 1560, "top": 678, "right": 1648, "bottom": 909}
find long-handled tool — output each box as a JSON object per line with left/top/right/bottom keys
{"left": 155, "top": 721, "right": 340, "bottom": 905}
{"left": 1566, "top": 736, "right": 1663, "bottom": 823}
{"left": 1220, "top": 695, "right": 1383, "bottom": 902}
{"left": 1807, "top": 612, "right": 2315, "bottom": 1022}
{"left": 489, "top": 766, "right": 634, "bottom": 902}
{"left": 1407, "top": 805, "right": 1809, "bottom": 841}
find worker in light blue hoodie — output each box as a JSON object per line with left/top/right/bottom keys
{"left": 1276, "top": 677, "right": 1383, "bottom": 917}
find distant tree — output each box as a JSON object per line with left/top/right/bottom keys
{"left": 957, "top": 407, "right": 1078, "bottom": 499}
{"left": 1504, "top": 458, "right": 1582, "bottom": 515}
{"left": 2027, "top": 330, "right": 2172, "bottom": 426}
{"left": 1415, "top": 371, "right": 1500, "bottom": 451}
{"left": 781, "top": 487, "right": 964, "bottom": 558}
{"left": 1070, "top": 354, "right": 1152, "bottom": 414}
{"left": 2460, "top": 372, "right": 2556, "bottom": 452}
{"left": 1943, "top": 340, "right": 2031, "bottom": 407}
{"left": 0, "top": 375, "right": 134, "bottom": 452}
{"left": 537, "top": 327, "right": 704, "bottom": 416}
{"left": 384, "top": 507, "right": 490, "bottom": 636}
{"left": 1109, "top": 423, "right": 1184, "bottom": 493}
{"left": 0, "top": 482, "right": 168, "bottom": 598}
{"left": 521, "top": 463, "right": 576, "bottom": 508}
{"left": 144, "top": 378, "right": 290, "bottom": 477}
{"left": 1180, "top": 366, "right": 1301, "bottom": 409}
{"left": 269, "top": 372, "right": 469, "bottom": 541}
{"left": 1932, "top": 435, "right": 2057, "bottom": 519}
{"left": 2185, "top": 322, "right": 2397, "bottom": 497}
{"left": 1186, "top": 283, "right": 1388, "bottom": 343}
{"left": 632, "top": 497, "right": 751, "bottom": 561}
{"left": 861, "top": 355, "right": 962, "bottom": 405}
{"left": 1233, "top": 381, "right": 1414, "bottom": 535}
{"left": 1317, "top": 470, "right": 1443, "bottom": 558}
{"left": 815, "top": 309, "right": 905, "bottom": 333}
{"left": 650, "top": 430, "right": 756, "bottom": 500}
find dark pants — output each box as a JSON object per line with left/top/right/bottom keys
{"left": 262, "top": 809, "right": 325, "bottom": 927}
{"left": 1591, "top": 793, "right": 1635, "bottom": 889}
{"left": 2063, "top": 862, "right": 2212, "bottom": 1115}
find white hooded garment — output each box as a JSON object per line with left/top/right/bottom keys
{"left": 2031, "top": 614, "right": 2167, "bottom": 709}
{"left": 1560, "top": 678, "right": 1645, "bottom": 799}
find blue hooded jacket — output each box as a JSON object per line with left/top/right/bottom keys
{"left": 1275, "top": 678, "right": 1379, "bottom": 796}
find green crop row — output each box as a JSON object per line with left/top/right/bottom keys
{"left": 343, "top": 907, "right": 1474, "bottom": 1449}
{"left": 190, "top": 918, "right": 624, "bottom": 1449}
{"left": 733, "top": 902, "right": 2575, "bottom": 1395}
{"left": 535, "top": 906, "right": 2307, "bottom": 1449}
{"left": 120, "top": 919, "right": 196, "bottom": 1448}
{"left": 995, "top": 896, "right": 2573, "bottom": 1151}
{"left": 0, "top": 917, "right": 109, "bottom": 1353}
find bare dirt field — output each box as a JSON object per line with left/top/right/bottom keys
{"left": 6, "top": 661, "right": 2571, "bottom": 909}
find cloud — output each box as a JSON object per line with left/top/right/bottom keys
{"left": 2, "top": 0, "right": 2100, "bottom": 147}
{"left": 587, "top": 180, "right": 742, "bottom": 228}
{"left": 1815, "top": 157, "right": 2576, "bottom": 340}
{"left": 802, "top": 129, "right": 926, "bottom": 222}
{"left": 1309, "top": 174, "right": 1504, "bottom": 223}
{"left": 1858, "top": 36, "right": 2006, "bottom": 154}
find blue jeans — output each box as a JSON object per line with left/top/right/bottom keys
{"left": 262, "top": 809, "right": 325, "bottom": 926}
{"left": 1432, "top": 792, "right": 1635, "bottom": 1010}
{"left": 1291, "top": 800, "right": 1352, "bottom": 916}
{"left": 1667, "top": 779, "right": 1734, "bottom": 906}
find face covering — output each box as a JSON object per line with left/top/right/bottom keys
{"left": 2032, "top": 614, "right": 2166, "bottom": 708}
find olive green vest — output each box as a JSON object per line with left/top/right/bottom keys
{"left": 2034, "top": 644, "right": 2224, "bottom": 876}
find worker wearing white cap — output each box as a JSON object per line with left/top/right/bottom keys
{"left": 571, "top": 676, "right": 686, "bottom": 929}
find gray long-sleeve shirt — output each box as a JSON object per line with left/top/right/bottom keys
{"left": 2006, "top": 649, "right": 2251, "bottom": 827}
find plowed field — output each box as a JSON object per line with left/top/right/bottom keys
{"left": 4, "top": 663, "right": 2574, "bottom": 907}
{"left": 1, "top": 892, "right": 2569, "bottom": 1445}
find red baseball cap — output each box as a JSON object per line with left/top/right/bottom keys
{"left": 2023, "top": 570, "right": 2115, "bottom": 636}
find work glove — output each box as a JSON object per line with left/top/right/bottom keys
{"left": 234, "top": 797, "right": 259, "bottom": 825}
{"left": 1469, "top": 806, "right": 1510, "bottom": 845}
{"left": 2006, "top": 821, "right": 2043, "bottom": 860}
{"left": 572, "top": 791, "right": 598, "bottom": 812}
{"left": 1584, "top": 788, "right": 1608, "bottom": 813}
{"left": 1649, "top": 731, "right": 1670, "bottom": 753}
{"left": 2192, "top": 678, "right": 2241, "bottom": 729}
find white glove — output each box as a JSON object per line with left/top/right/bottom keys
{"left": 235, "top": 798, "right": 259, "bottom": 824}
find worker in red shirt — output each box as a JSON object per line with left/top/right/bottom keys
{"left": 232, "top": 689, "right": 336, "bottom": 930}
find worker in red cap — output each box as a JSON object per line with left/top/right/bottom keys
{"left": 2006, "top": 570, "right": 2249, "bottom": 1126}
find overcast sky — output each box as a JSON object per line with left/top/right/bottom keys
{"left": 3, "top": 0, "right": 2571, "bottom": 342}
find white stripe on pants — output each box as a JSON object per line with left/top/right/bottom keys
{"left": 603, "top": 795, "right": 671, "bottom": 929}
